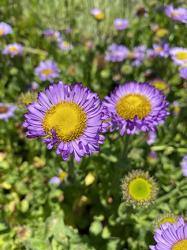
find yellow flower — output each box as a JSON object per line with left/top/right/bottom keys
{"left": 85, "top": 172, "right": 95, "bottom": 186}
{"left": 155, "top": 28, "right": 168, "bottom": 38}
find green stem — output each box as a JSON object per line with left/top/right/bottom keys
{"left": 67, "top": 156, "right": 75, "bottom": 182}
{"left": 24, "top": 47, "right": 48, "bottom": 56}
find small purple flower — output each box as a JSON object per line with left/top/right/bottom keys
{"left": 90, "top": 8, "right": 105, "bottom": 20}
{"left": 147, "top": 43, "right": 170, "bottom": 58}
{"left": 131, "top": 45, "right": 146, "bottom": 67}
{"left": 23, "top": 82, "right": 108, "bottom": 161}
{"left": 3, "top": 43, "right": 23, "bottom": 57}
{"left": 165, "top": 5, "right": 187, "bottom": 24}
{"left": 103, "top": 82, "right": 169, "bottom": 135}
{"left": 0, "top": 103, "right": 16, "bottom": 120}
{"left": 49, "top": 176, "right": 61, "bottom": 185}
{"left": 105, "top": 44, "right": 129, "bottom": 62}
{"left": 35, "top": 60, "right": 60, "bottom": 82}
{"left": 0, "top": 22, "right": 12, "bottom": 36}
{"left": 170, "top": 47, "right": 187, "bottom": 65}
{"left": 150, "top": 217, "right": 187, "bottom": 250}
{"left": 179, "top": 67, "right": 187, "bottom": 80}
{"left": 114, "top": 18, "right": 129, "bottom": 30}
{"left": 146, "top": 131, "right": 157, "bottom": 145}
{"left": 43, "top": 29, "right": 62, "bottom": 43}
{"left": 58, "top": 41, "right": 73, "bottom": 51}
{"left": 180, "top": 155, "right": 187, "bottom": 177}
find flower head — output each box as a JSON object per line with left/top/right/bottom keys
{"left": 165, "top": 5, "right": 187, "bottom": 24}
{"left": 91, "top": 8, "right": 105, "bottom": 20}
{"left": 179, "top": 67, "right": 187, "bottom": 79}
{"left": 0, "top": 22, "right": 12, "bottom": 36}
{"left": 147, "top": 43, "right": 170, "bottom": 58}
{"left": 121, "top": 170, "right": 158, "bottom": 207}
{"left": 131, "top": 45, "right": 146, "bottom": 67}
{"left": 58, "top": 40, "right": 73, "bottom": 51}
{"left": 114, "top": 18, "right": 128, "bottom": 30}
{"left": 150, "top": 217, "right": 187, "bottom": 250}
{"left": 170, "top": 48, "right": 187, "bottom": 65}
{"left": 23, "top": 82, "right": 107, "bottom": 161}
{"left": 105, "top": 44, "right": 129, "bottom": 62}
{"left": 154, "top": 213, "right": 178, "bottom": 230}
{"left": 2, "top": 43, "right": 23, "bottom": 57}
{"left": 35, "top": 60, "right": 60, "bottom": 82}
{"left": 103, "top": 82, "right": 169, "bottom": 135}
{"left": 0, "top": 103, "right": 16, "bottom": 120}
{"left": 49, "top": 176, "right": 61, "bottom": 185}
{"left": 43, "top": 29, "right": 61, "bottom": 41}
{"left": 180, "top": 155, "right": 187, "bottom": 177}
{"left": 150, "top": 79, "right": 169, "bottom": 94}
{"left": 146, "top": 131, "right": 157, "bottom": 145}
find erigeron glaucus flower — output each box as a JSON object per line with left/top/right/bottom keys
{"left": 58, "top": 40, "right": 73, "bottom": 51}
{"left": 180, "top": 155, "right": 187, "bottom": 177}
{"left": 35, "top": 60, "right": 60, "bottom": 82}
{"left": 103, "top": 82, "right": 169, "bottom": 135}
{"left": 146, "top": 131, "right": 157, "bottom": 145}
{"left": 49, "top": 176, "right": 61, "bottom": 185}
{"left": 150, "top": 79, "right": 169, "bottom": 94}
{"left": 105, "top": 44, "right": 129, "bottom": 62}
{"left": 2, "top": 43, "right": 23, "bottom": 57}
{"left": 43, "top": 29, "right": 62, "bottom": 41}
{"left": 0, "top": 22, "right": 12, "bottom": 36}
{"left": 23, "top": 82, "right": 108, "bottom": 162}
{"left": 131, "top": 45, "right": 146, "bottom": 67}
{"left": 0, "top": 103, "right": 16, "bottom": 120}
{"left": 114, "top": 18, "right": 128, "bottom": 31}
{"left": 121, "top": 170, "right": 158, "bottom": 207}
{"left": 170, "top": 48, "right": 187, "bottom": 65}
{"left": 154, "top": 213, "right": 178, "bottom": 230}
{"left": 165, "top": 5, "right": 187, "bottom": 24}
{"left": 150, "top": 217, "right": 187, "bottom": 250}
{"left": 91, "top": 8, "right": 105, "bottom": 20}
{"left": 147, "top": 43, "right": 170, "bottom": 58}
{"left": 179, "top": 67, "right": 187, "bottom": 79}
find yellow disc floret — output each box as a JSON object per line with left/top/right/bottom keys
{"left": 43, "top": 102, "right": 87, "bottom": 142}
{"left": 172, "top": 240, "right": 187, "bottom": 250}
{"left": 175, "top": 51, "right": 187, "bottom": 60}
{"left": 42, "top": 68, "right": 53, "bottom": 76}
{"left": 116, "top": 94, "right": 151, "bottom": 120}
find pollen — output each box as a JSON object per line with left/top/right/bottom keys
{"left": 172, "top": 240, "right": 187, "bottom": 250}
{"left": 175, "top": 51, "right": 187, "bottom": 60}
{"left": 43, "top": 102, "right": 87, "bottom": 142}
{"left": 116, "top": 94, "right": 151, "bottom": 120}
{"left": 42, "top": 68, "right": 53, "bottom": 76}
{"left": 8, "top": 46, "right": 18, "bottom": 53}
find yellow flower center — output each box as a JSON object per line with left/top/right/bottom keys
{"left": 155, "top": 47, "right": 163, "bottom": 53}
{"left": 172, "top": 240, "right": 187, "bottom": 250}
{"left": 95, "top": 12, "right": 105, "bottom": 20}
{"left": 0, "top": 28, "right": 4, "bottom": 36}
{"left": 8, "top": 46, "right": 18, "bottom": 53}
{"left": 156, "top": 29, "right": 168, "bottom": 38}
{"left": 152, "top": 81, "right": 167, "bottom": 91}
{"left": 128, "top": 177, "right": 152, "bottom": 201}
{"left": 158, "top": 217, "right": 177, "bottom": 227}
{"left": 175, "top": 51, "right": 187, "bottom": 60}
{"left": 43, "top": 102, "right": 87, "bottom": 142}
{"left": 116, "top": 94, "right": 151, "bottom": 120}
{"left": 42, "top": 68, "right": 53, "bottom": 76}
{"left": 59, "top": 171, "right": 68, "bottom": 181}
{"left": 171, "top": 10, "right": 180, "bottom": 17}
{"left": 63, "top": 41, "right": 70, "bottom": 48}
{"left": 0, "top": 106, "right": 8, "bottom": 114}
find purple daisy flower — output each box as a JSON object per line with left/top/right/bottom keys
{"left": 0, "top": 103, "right": 16, "bottom": 120}
{"left": 146, "top": 131, "right": 157, "bottom": 145}
{"left": 35, "top": 60, "right": 60, "bottom": 82}
{"left": 23, "top": 82, "right": 108, "bottom": 162}
{"left": 180, "top": 155, "right": 187, "bottom": 177}
{"left": 90, "top": 8, "right": 105, "bottom": 20}
{"left": 170, "top": 48, "right": 187, "bottom": 65}
{"left": 49, "top": 176, "right": 61, "bottom": 185}
{"left": 179, "top": 67, "right": 187, "bottom": 80}
{"left": 147, "top": 43, "right": 170, "bottom": 58}
{"left": 105, "top": 44, "right": 129, "bottom": 62}
{"left": 58, "top": 41, "right": 73, "bottom": 51}
{"left": 150, "top": 217, "right": 187, "bottom": 250}
{"left": 0, "top": 22, "right": 12, "bottom": 36}
{"left": 131, "top": 45, "right": 146, "bottom": 67}
{"left": 103, "top": 82, "right": 169, "bottom": 135}
{"left": 43, "top": 29, "right": 61, "bottom": 40}
{"left": 165, "top": 5, "right": 187, "bottom": 24}
{"left": 2, "top": 43, "right": 23, "bottom": 57}
{"left": 114, "top": 18, "right": 129, "bottom": 31}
